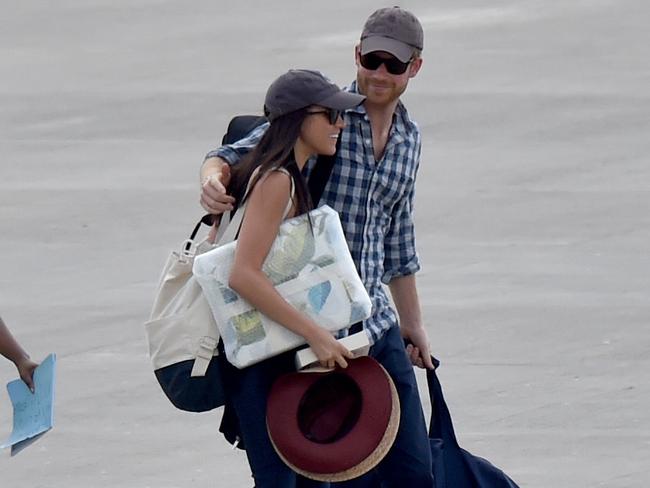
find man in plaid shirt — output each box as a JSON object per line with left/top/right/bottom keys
{"left": 200, "top": 7, "right": 434, "bottom": 487}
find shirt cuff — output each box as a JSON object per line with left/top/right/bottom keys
{"left": 204, "top": 146, "right": 238, "bottom": 165}
{"left": 381, "top": 260, "right": 421, "bottom": 284}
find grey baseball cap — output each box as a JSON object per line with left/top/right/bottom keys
{"left": 360, "top": 6, "right": 424, "bottom": 62}
{"left": 264, "top": 70, "right": 365, "bottom": 123}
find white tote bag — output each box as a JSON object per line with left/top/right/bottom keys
{"left": 193, "top": 204, "right": 372, "bottom": 369}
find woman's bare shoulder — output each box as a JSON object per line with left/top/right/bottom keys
{"left": 247, "top": 168, "right": 292, "bottom": 211}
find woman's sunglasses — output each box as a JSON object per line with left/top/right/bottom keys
{"left": 359, "top": 52, "right": 411, "bottom": 75}
{"left": 306, "top": 108, "right": 342, "bottom": 125}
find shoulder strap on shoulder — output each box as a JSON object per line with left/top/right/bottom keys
{"left": 271, "top": 168, "right": 296, "bottom": 219}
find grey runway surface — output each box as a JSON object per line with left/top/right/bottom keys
{"left": 1, "top": 1, "right": 648, "bottom": 486}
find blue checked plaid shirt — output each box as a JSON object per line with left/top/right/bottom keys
{"left": 205, "top": 81, "right": 421, "bottom": 344}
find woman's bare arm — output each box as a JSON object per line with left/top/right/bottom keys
{"left": 0, "top": 316, "right": 38, "bottom": 391}
{"left": 228, "top": 172, "right": 352, "bottom": 368}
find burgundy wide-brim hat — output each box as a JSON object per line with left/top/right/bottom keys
{"left": 266, "top": 356, "right": 400, "bottom": 482}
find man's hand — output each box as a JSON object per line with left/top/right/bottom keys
{"left": 200, "top": 157, "right": 235, "bottom": 215}
{"left": 402, "top": 325, "right": 434, "bottom": 370}
{"left": 388, "top": 275, "right": 434, "bottom": 369}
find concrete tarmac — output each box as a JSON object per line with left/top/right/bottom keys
{"left": 1, "top": 1, "right": 648, "bottom": 486}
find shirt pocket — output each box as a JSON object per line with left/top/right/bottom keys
{"left": 373, "top": 160, "right": 414, "bottom": 213}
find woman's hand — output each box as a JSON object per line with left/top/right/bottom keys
{"left": 16, "top": 357, "right": 38, "bottom": 393}
{"left": 305, "top": 326, "right": 354, "bottom": 369}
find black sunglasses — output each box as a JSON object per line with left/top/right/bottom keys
{"left": 359, "top": 52, "right": 411, "bottom": 75}
{"left": 306, "top": 108, "right": 342, "bottom": 125}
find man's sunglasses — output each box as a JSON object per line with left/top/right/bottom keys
{"left": 306, "top": 108, "right": 342, "bottom": 125}
{"left": 359, "top": 52, "right": 411, "bottom": 75}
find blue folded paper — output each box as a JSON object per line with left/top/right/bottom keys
{"left": 1, "top": 353, "right": 56, "bottom": 456}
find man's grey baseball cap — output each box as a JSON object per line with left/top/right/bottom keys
{"left": 360, "top": 6, "right": 424, "bottom": 62}
{"left": 264, "top": 70, "right": 365, "bottom": 123}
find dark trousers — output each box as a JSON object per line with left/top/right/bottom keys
{"left": 222, "top": 349, "right": 328, "bottom": 488}
{"left": 223, "top": 325, "right": 433, "bottom": 487}
{"left": 334, "top": 325, "right": 434, "bottom": 488}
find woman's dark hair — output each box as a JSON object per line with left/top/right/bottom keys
{"left": 229, "top": 108, "right": 313, "bottom": 217}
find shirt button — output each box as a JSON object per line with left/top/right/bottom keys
{"left": 365, "top": 138, "right": 371, "bottom": 145}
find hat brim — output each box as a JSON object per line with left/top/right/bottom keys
{"left": 267, "top": 356, "right": 400, "bottom": 482}
{"left": 360, "top": 35, "right": 414, "bottom": 63}
{"left": 317, "top": 90, "right": 365, "bottom": 112}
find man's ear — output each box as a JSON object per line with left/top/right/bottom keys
{"left": 354, "top": 44, "right": 361, "bottom": 67}
{"left": 409, "top": 57, "right": 423, "bottom": 78}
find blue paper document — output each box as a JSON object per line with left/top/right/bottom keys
{"left": 1, "top": 353, "right": 56, "bottom": 455}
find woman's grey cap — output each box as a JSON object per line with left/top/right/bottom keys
{"left": 264, "top": 70, "right": 365, "bottom": 123}
{"left": 360, "top": 6, "right": 424, "bottom": 63}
